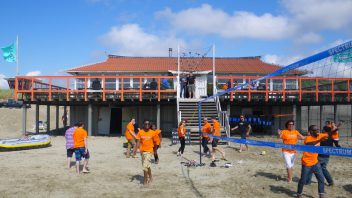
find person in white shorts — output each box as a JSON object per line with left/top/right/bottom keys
{"left": 278, "top": 120, "right": 306, "bottom": 182}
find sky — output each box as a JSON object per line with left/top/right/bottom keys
{"left": 0, "top": 0, "right": 352, "bottom": 88}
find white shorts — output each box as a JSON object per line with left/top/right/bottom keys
{"left": 282, "top": 152, "right": 296, "bottom": 168}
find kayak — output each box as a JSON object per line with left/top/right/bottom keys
{"left": 0, "top": 134, "right": 51, "bottom": 151}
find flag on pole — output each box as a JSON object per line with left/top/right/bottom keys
{"left": 1, "top": 43, "right": 16, "bottom": 63}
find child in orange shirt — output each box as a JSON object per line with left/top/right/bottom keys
{"left": 136, "top": 120, "right": 157, "bottom": 186}
{"left": 151, "top": 123, "right": 162, "bottom": 164}
{"left": 296, "top": 125, "right": 328, "bottom": 198}
{"left": 177, "top": 120, "right": 186, "bottom": 156}
{"left": 125, "top": 118, "right": 137, "bottom": 158}
{"left": 73, "top": 122, "right": 90, "bottom": 174}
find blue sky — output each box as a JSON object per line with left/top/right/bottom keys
{"left": 1, "top": 0, "right": 352, "bottom": 88}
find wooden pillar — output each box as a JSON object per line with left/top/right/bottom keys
{"left": 56, "top": 105, "right": 59, "bottom": 132}
{"left": 36, "top": 104, "right": 39, "bottom": 134}
{"left": 22, "top": 105, "right": 27, "bottom": 136}
{"left": 47, "top": 105, "right": 50, "bottom": 133}
{"left": 88, "top": 104, "right": 92, "bottom": 136}
{"left": 157, "top": 104, "right": 160, "bottom": 129}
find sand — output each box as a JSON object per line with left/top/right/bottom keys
{"left": 0, "top": 108, "right": 351, "bottom": 198}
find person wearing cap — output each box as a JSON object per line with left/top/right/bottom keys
{"left": 296, "top": 125, "right": 328, "bottom": 198}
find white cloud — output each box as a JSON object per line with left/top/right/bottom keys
{"left": 26, "top": 71, "right": 41, "bottom": 76}
{"left": 157, "top": 4, "right": 295, "bottom": 40}
{"left": 0, "top": 74, "right": 9, "bottom": 89}
{"left": 282, "top": 0, "right": 352, "bottom": 31}
{"left": 261, "top": 54, "right": 302, "bottom": 66}
{"left": 99, "top": 24, "right": 186, "bottom": 56}
{"left": 295, "top": 32, "right": 322, "bottom": 44}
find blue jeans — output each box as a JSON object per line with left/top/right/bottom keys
{"left": 297, "top": 163, "right": 325, "bottom": 196}
{"left": 306, "top": 156, "right": 333, "bottom": 185}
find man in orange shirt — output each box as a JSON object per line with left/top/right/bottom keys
{"left": 201, "top": 117, "right": 211, "bottom": 156}
{"left": 278, "top": 120, "right": 305, "bottom": 183}
{"left": 73, "top": 122, "right": 90, "bottom": 174}
{"left": 211, "top": 117, "right": 226, "bottom": 163}
{"left": 125, "top": 118, "right": 137, "bottom": 158}
{"left": 296, "top": 125, "right": 328, "bottom": 198}
{"left": 136, "top": 120, "right": 157, "bottom": 186}
{"left": 151, "top": 123, "right": 162, "bottom": 164}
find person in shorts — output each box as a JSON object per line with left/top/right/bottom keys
{"left": 210, "top": 117, "right": 226, "bottom": 162}
{"left": 125, "top": 117, "right": 137, "bottom": 158}
{"left": 73, "top": 122, "right": 90, "bottom": 174}
{"left": 231, "top": 115, "right": 252, "bottom": 152}
{"left": 136, "top": 120, "right": 157, "bottom": 186}
{"left": 151, "top": 123, "right": 162, "bottom": 164}
{"left": 65, "top": 123, "right": 78, "bottom": 169}
{"left": 278, "top": 120, "right": 305, "bottom": 183}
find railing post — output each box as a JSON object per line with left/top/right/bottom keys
{"left": 121, "top": 78, "right": 124, "bottom": 101}
{"left": 66, "top": 78, "right": 69, "bottom": 101}
{"left": 103, "top": 77, "right": 106, "bottom": 101}
{"left": 84, "top": 78, "right": 87, "bottom": 101}
{"left": 230, "top": 78, "right": 233, "bottom": 102}
{"left": 139, "top": 78, "right": 142, "bottom": 102}
{"left": 282, "top": 77, "right": 286, "bottom": 102}
{"left": 265, "top": 79, "right": 268, "bottom": 102}
{"left": 49, "top": 78, "right": 52, "bottom": 101}
{"left": 248, "top": 77, "right": 251, "bottom": 102}
{"left": 158, "top": 78, "right": 161, "bottom": 102}
{"left": 14, "top": 77, "right": 18, "bottom": 101}
{"left": 299, "top": 78, "right": 302, "bottom": 102}
{"left": 332, "top": 79, "right": 335, "bottom": 102}
{"left": 31, "top": 78, "right": 34, "bottom": 101}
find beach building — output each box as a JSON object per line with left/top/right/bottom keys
{"left": 10, "top": 54, "right": 352, "bottom": 142}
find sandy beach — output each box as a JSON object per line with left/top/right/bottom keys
{"left": 0, "top": 108, "right": 351, "bottom": 198}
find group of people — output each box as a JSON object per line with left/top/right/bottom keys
{"left": 65, "top": 122, "right": 90, "bottom": 174}
{"left": 124, "top": 118, "right": 162, "bottom": 186}
{"left": 278, "top": 119, "right": 342, "bottom": 198}
{"left": 180, "top": 72, "right": 196, "bottom": 99}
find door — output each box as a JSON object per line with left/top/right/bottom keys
{"left": 98, "top": 107, "right": 111, "bottom": 135}
{"left": 196, "top": 74, "right": 207, "bottom": 98}
{"left": 110, "top": 108, "right": 122, "bottom": 135}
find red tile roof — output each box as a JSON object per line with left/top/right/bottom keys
{"left": 67, "top": 55, "right": 282, "bottom": 74}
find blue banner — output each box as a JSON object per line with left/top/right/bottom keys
{"left": 204, "top": 133, "right": 352, "bottom": 158}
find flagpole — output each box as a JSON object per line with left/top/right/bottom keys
{"left": 16, "top": 35, "right": 19, "bottom": 76}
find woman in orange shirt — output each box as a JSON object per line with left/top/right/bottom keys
{"left": 177, "top": 120, "right": 186, "bottom": 156}
{"left": 278, "top": 120, "right": 305, "bottom": 183}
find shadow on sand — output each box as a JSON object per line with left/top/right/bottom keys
{"left": 130, "top": 175, "right": 144, "bottom": 184}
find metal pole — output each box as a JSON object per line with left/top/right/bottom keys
{"left": 212, "top": 44, "right": 216, "bottom": 95}
{"left": 88, "top": 104, "right": 92, "bottom": 136}
{"left": 198, "top": 102, "right": 202, "bottom": 165}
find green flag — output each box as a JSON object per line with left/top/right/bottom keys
{"left": 1, "top": 43, "right": 16, "bottom": 63}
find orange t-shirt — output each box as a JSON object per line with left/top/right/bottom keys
{"left": 73, "top": 127, "right": 88, "bottom": 148}
{"left": 281, "top": 129, "right": 300, "bottom": 153}
{"left": 125, "top": 122, "right": 135, "bottom": 140}
{"left": 202, "top": 122, "right": 212, "bottom": 138}
{"left": 301, "top": 133, "right": 328, "bottom": 166}
{"left": 136, "top": 129, "right": 156, "bottom": 153}
{"left": 212, "top": 121, "right": 221, "bottom": 137}
{"left": 331, "top": 130, "right": 339, "bottom": 140}
{"left": 178, "top": 126, "right": 186, "bottom": 138}
{"left": 153, "top": 129, "right": 162, "bottom": 146}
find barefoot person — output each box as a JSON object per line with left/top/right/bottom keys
{"left": 125, "top": 118, "right": 137, "bottom": 158}
{"left": 177, "top": 121, "right": 186, "bottom": 156}
{"left": 201, "top": 117, "right": 211, "bottom": 156}
{"left": 211, "top": 117, "right": 226, "bottom": 162}
{"left": 136, "top": 120, "right": 157, "bottom": 186}
{"left": 65, "top": 123, "right": 78, "bottom": 169}
{"left": 231, "top": 115, "right": 251, "bottom": 152}
{"left": 297, "top": 125, "right": 328, "bottom": 198}
{"left": 73, "top": 122, "right": 90, "bottom": 174}
{"left": 151, "top": 123, "right": 162, "bottom": 164}
{"left": 278, "top": 120, "right": 305, "bottom": 183}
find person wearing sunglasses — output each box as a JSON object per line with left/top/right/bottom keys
{"left": 278, "top": 120, "right": 305, "bottom": 183}
{"left": 136, "top": 120, "right": 157, "bottom": 186}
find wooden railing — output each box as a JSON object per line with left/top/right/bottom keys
{"left": 216, "top": 75, "right": 352, "bottom": 103}
{"left": 14, "top": 76, "right": 176, "bottom": 102}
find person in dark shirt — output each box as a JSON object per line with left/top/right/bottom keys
{"left": 305, "top": 126, "right": 334, "bottom": 186}
{"left": 187, "top": 72, "right": 196, "bottom": 99}
{"left": 180, "top": 74, "right": 187, "bottom": 98}
{"left": 150, "top": 78, "right": 157, "bottom": 90}
{"left": 91, "top": 78, "right": 101, "bottom": 90}
{"left": 231, "top": 115, "right": 252, "bottom": 152}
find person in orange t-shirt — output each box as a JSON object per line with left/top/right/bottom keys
{"left": 136, "top": 120, "right": 157, "bottom": 186}
{"left": 278, "top": 120, "right": 305, "bottom": 183}
{"left": 73, "top": 122, "right": 90, "bottom": 174}
{"left": 296, "top": 125, "right": 328, "bottom": 198}
{"left": 201, "top": 118, "right": 212, "bottom": 156}
{"left": 331, "top": 121, "right": 342, "bottom": 147}
{"left": 125, "top": 118, "right": 137, "bottom": 158}
{"left": 177, "top": 120, "right": 186, "bottom": 156}
{"left": 210, "top": 117, "right": 226, "bottom": 163}
{"left": 151, "top": 123, "right": 162, "bottom": 164}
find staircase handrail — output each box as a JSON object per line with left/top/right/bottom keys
{"left": 215, "top": 88, "right": 231, "bottom": 141}
{"left": 177, "top": 110, "right": 182, "bottom": 125}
